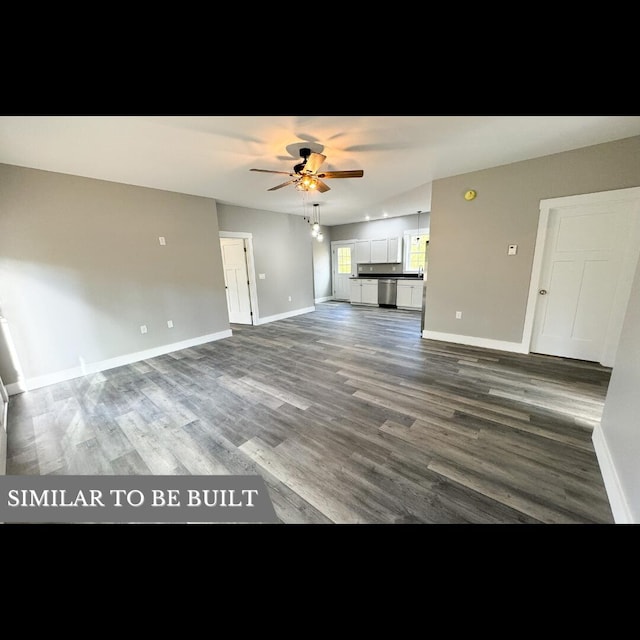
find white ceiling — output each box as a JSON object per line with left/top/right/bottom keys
{"left": 2, "top": 115, "right": 640, "bottom": 226}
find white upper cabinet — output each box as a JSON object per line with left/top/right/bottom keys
{"left": 349, "top": 236, "right": 404, "bottom": 265}
{"left": 371, "top": 239, "right": 388, "bottom": 263}
{"left": 388, "top": 236, "right": 402, "bottom": 262}
{"left": 355, "top": 240, "right": 371, "bottom": 265}
{"left": 369, "top": 236, "right": 403, "bottom": 263}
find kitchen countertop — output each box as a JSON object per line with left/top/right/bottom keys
{"left": 349, "top": 275, "right": 425, "bottom": 280}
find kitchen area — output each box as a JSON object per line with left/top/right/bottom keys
{"left": 349, "top": 263, "right": 424, "bottom": 311}
{"left": 327, "top": 208, "right": 431, "bottom": 338}
{"left": 332, "top": 231, "right": 427, "bottom": 314}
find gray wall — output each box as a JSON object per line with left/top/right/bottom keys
{"left": 330, "top": 212, "right": 431, "bottom": 242}
{"left": 598, "top": 255, "right": 640, "bottom": 522}
{"left": 425, "top": 136, "right": 640, "bottom": 342}
{"left": 312, "top": 225, "right": 332, "bottom": 300}
{"left": 216, "top": 204, "right": 315, "bottom": 318}
{"left": 0, "top": 163, "right": 229, "bottom": 385}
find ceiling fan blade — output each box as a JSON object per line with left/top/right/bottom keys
{"left": 317, "top": 170, "right": 364, "bottom": 179}
{"left": 250, "top": 168, "right": 294, "bottom": 175}
{"left": 304, "top": 152, "right": 326, "bottom": 174}
{"left": 315, "top": 179, "right": 331, "bottom": 193}
{"left": 267, "top": 179, "right": 298, "bottom": 191}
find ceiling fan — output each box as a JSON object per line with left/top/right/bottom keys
{"left": 250, "top": 147, "right": 364, "bottom": 193}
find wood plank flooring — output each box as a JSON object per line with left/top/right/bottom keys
{"left": 6, "top": 302, "right": 615, "bottom": 523}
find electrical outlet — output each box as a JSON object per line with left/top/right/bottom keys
{"left": 140, "top": 325, "right": 148, "bottom": 334}
{"left": 455, "top": 311, "right": 462, "bottom": 319}
{"left": 259, "top": 273, "right": 266, "bottom": 280}
{"left": 167, "top": 320, "right": 173, "bottom": 328}
{"left": 508, "top": 244, "right": 517, "bottom": 255}
{"left": 288, "top": 296, "right": 292, "bottom": 302}
{"left": 159, "top": 237, "right": 166, "bottom": 246}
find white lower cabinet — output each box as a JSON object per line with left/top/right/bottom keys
{"left": 361, "top": 280, "right": 378, "bottom": 305}
{"left": 350, "top": 279, "right": 379, "bottom": 305}
{"left": 349, "top": 279, "right": 362, "bottom": 303}
{"left": 396, "top": 281, "right": 424, "bottom": 309}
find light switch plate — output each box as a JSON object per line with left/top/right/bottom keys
{"left": 259, "top": 273, "right": 266, "bottom": 279}
{"left": 508, "top": 244, "right": 517, "bottom": 255}
{"left": 159, "top": 236, "right": 166, "bottom": 246}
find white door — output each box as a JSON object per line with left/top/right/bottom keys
{"left": 531, "top": 197, "right": 640, "bottom": 363}
{"left": 220, "top": 237, "right": 253, "bottom": 324}
{"left": 333, "top": 242, "right": 355, "bottom": 300}
{"left": 0, "top": 375, "right": 7, "bottom": 474}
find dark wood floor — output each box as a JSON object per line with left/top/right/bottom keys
{"left": 6, "top": 302, "right": 614, "bottom": 523}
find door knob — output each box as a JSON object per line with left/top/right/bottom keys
{"left": 539, "top": 289, "right": 548, "bottom": 295}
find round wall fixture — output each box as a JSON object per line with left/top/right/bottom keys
{"left": 464, "top": 189, "right": 477, "bottom": 201}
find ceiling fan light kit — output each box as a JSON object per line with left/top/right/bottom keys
{"left": 250, "top": 146, "right": 364, "bottom": 193}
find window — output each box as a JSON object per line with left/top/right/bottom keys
{"left": 337, "top": 246, "right": 352, "bottom": 274}
{"left": 403, "top": 230, "right": 429, "bottom": 273}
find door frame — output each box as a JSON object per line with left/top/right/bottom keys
{"left": 522, "top": 186, "right": 640, "bottom": 366}
{"left": 219, "top": 231, "right": 260, "bottom": 324}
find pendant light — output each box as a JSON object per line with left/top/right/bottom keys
{"left": 301, "top": 195, "right": 324, "bottom": 242}
{"left": 313, "top": 203, "right": 323, "bottom": 242}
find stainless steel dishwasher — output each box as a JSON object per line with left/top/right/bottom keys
{"left": 378, "top": 278, "right": 397, "bottom": 307}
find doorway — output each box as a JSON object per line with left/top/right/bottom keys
{"left": 219, "top": 233, "right": 259, "bottom": 325}
{"left": 331, "top": 241, "right": 355, "bottom": 300}
{"left": 525, "top": 187, "right": 640, "bottom": 366}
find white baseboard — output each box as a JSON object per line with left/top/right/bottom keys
{"left": 6, "top": 381, "right": 27, "bottom": 396}
{"left": 12, "top": 329, "right": 233, "bottom": 394}
{"left": 255, "top": 306, "right": 316, "bottom": 326}
{"left": 592, "top": 424, "right": 633, "bottom": 524}
{"left": 421, "top": 330, "right": 528, "bottom": 354}
{"left": 314, "top": 296, "right": 333, "bottom": 303}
